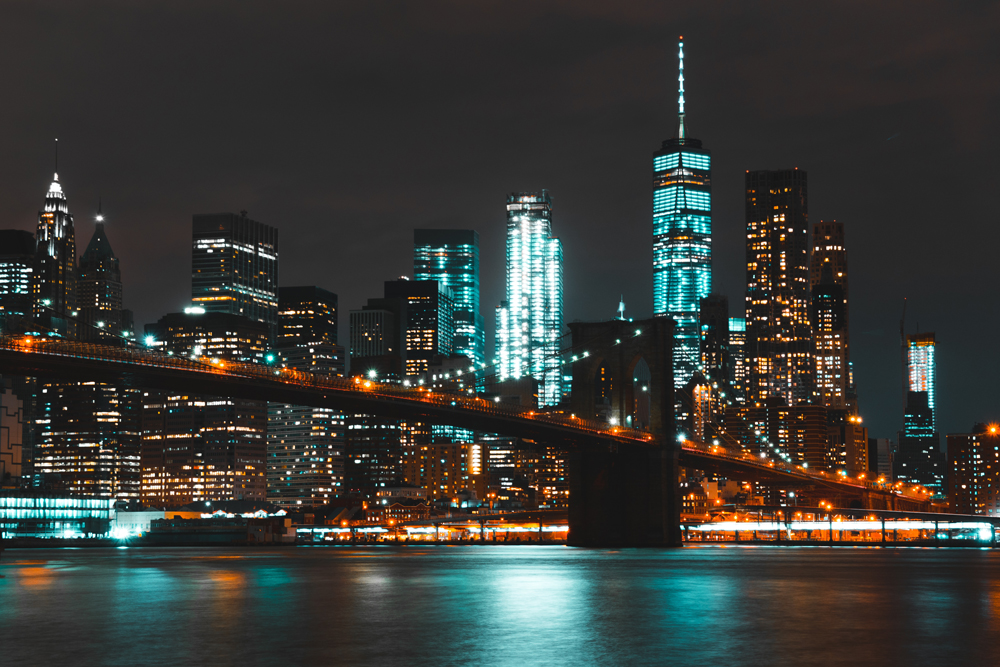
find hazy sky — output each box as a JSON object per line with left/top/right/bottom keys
{"left": 1, "top": 1, "right": 998, "bottom": 440}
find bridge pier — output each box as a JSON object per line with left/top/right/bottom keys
{"left": 567, "top": 445, "right": 680, "bottom": 547}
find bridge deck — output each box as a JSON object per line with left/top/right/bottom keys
{"left": 0, "top": 335, "right": 930, "bottom": 505}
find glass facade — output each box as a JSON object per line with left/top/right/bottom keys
{"left": 653, "top": 39, "right": 712, "bottom": 390}
{"left": 191, "top": 212, "right": 278, "bottom": 339}
{"left": 495, "top": 191, "right": 564, "bottom": 408}
{"left": 897, "top": 333, "right": 942, "bottom": 493}
{"left": 414, "top": 229, "right": 484, "bottom": 366}
{"left": 384, "top": 280, "right": 454, "bottom": 378}
{"left": 0, "top": 493, "right": 113, "bottom": 539}
{"left": 0, "top": 230, "right": 35, "bottom": 330}
{"left": 907, "top": 333, "right": 936, "bottom": 430}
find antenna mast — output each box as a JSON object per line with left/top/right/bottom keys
{"left": 677, "top": 36, "right": 686, "bottom": 140}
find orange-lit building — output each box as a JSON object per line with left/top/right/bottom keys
{"left": 948, "top": 424, "right": 1000, "bottom": 515}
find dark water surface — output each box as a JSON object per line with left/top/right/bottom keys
{"left": 2, "top": 545, "right": 1000, "bottom": 666}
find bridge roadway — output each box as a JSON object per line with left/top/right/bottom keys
{"left": 0, "top": 336, "right": 929, "bottom": 507}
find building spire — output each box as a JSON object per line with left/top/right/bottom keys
{"left": 54, "top": 138, "right": 59, "bottom": 180}
{"left": 677, "top": 36, "right": 686, "bottom": 140}
{"left": 96, "top": 196, "right": 104, "bottom": 223}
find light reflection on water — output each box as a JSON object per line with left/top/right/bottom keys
{"left": 2, "top": 545, "right": 1000, "bottom": 666}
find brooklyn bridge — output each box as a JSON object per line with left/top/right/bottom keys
{"left": 0, "top": 318, "right": 934, "bottom": 547}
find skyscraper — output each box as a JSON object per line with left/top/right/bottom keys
{"left": 34, "top": 210, "right": 141, "bottom": 500}
{"left": 699, "top": 294, "right": 729, "bottom": 384}
{"left": 745, "top": 169, "right": 814, "bottom": 406}
{"left": 414, "top": 229, "right": 484, "bottom": 366}
{"left": 906, "top": 333, "right": 937, "bottom": 430}
{"left": 191, "top": 212, "right": 278, "bottom": 338}
{"left": 267, "top": 286, "right": 346, "bottom": 507}
{"left": 897, "top": 332, "right": 943, "bottom": 492}
{"left": 384, "top": 279, "right": 454, "bottom": 378}
{"left": 0, "top": 230, "right": 35, "bottom": 331}
{"left": 496, "top": 191, "right": 564, "bottom": 408}
{"left": 34, "top": 380, "right": 142, "bottom": 500}
{"left": 77, "top": 205, "right": 134, "bottom": 343}
{"left": 727, "top": 317, "right": 747, "bottom": 405}
{"left": 140, "top": 312, "right": 270, "bottom": 506}
{"left": 653, "top": 37, "right": 712, "bottom": 389}
{"left": 811, "top": 220, "right": 850, "bottom": 410}
{"left": 275, "top": 286, "right": 338, "bottom": 348}
{"left": 32, "top": 171, "right": 77, "bottom": 336}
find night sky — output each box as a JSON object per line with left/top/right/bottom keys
{"left": 1, "top": 2, "right": 998, "bottom": 441}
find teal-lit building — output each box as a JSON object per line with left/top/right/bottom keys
{"left": 653, "top": 38, "right": 712, "bottom": 389}
{"left": 496, "top": 191, "right": 564, "bottom": 407}
{"left": 897, "top": 332, "right": 943, "bottom": 492}
{"left": 906, "top": 333, "right": 937, "bottom": 431}
{"left": 413, "top": 229, "right": 484, "bottom": 366}
{"left": 0, "top": 492, "right": 113, "bottom": 539}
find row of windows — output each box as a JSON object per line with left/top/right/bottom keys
{"left": 653, "top": 152, "right": 711, "bottom": 172}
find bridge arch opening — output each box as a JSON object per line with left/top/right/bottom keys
{"left": 629, "top": 357, "right": 651, "bottom": 430}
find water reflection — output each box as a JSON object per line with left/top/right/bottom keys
{"left": 2, "top": 546, "right": 1000, "bottom": 666}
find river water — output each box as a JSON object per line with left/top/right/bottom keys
{"left": 2, "top": 545, "right": 999, "bottom": 666}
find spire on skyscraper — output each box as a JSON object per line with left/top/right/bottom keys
{"left": 677, "top": 36, "right": 686, "bottom": 140}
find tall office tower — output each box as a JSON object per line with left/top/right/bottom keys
{"left": 810, "top": 221, "right": 849, "bottom": 336}
{"left": 653, "top": 37, "right": 712, "bottom": 389}
{"left": 495, "top": 191, "right": 564, "bottom": 407}
{"left": 896, "top": 332, "right": 944, "bottom": 492}
{"left": 34, "top": 381, "right": 142, "bottom": 499}
{"left": 34, "top": 209, "right": 140, "bottom": 498}
{"left": 267, "top": 286, "right": 346, "bottom": 507}
{"left": 699, "top": 294, "right": 729, "bottom": 383}
{"left": 77, "top": 207, "right": 134, "bottom": 343}
{"left": 811, "top": 220, "right": 850, "bottom": 410}
{"left": 727, "top": 317, "right": 747, "bottom": 404}
{"left": 32, "top": 172, "right": 77, "bottom": 336}
{"left": 745, "top": 169, "right": 814, "bottom": 406}
{"left": 414, "top": 229, "right": 484, "bottom": 366}
{"left": 0, "top": 230, "right": 35, "bottom": 332}
{"left": 191, "top": 212, "right": 278, "bottom": 339}
{"left": 140, "top": 312, "right": 270, "bottom": 506}
{"left": 811, "top": 277, "right": 847, "bottom": 409}
{"left": 906, "top": 333, "right": 937, "bottom": 430}
{"left": 948, "top": 425, "right": 1000, "bottom": 515}
{"left": 384, "top": 279, "right": 454, "bottom": 377}
{"left": 275, "top": 286, "right": 337, "bottom": 348}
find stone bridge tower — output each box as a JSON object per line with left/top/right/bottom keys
{"left": 566, "top": 317, "right": 681, "bottom": 547}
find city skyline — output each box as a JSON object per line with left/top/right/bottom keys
{"left": 0, "top": 4, "right": 997, "bottom": 442}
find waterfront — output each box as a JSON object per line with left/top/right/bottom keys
{"left": 2, "top": 546, "right": 1000, "bottom": 665}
